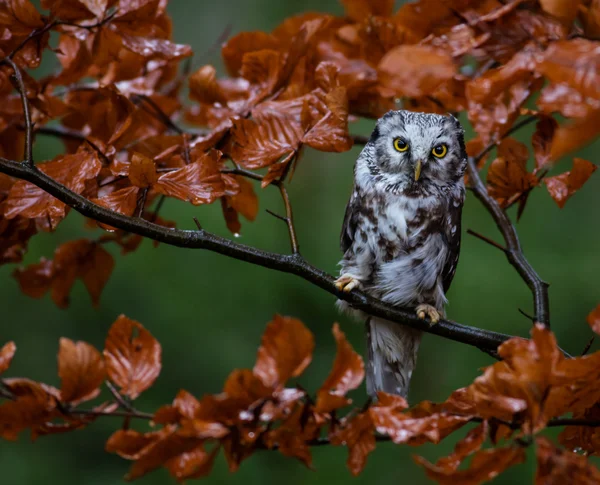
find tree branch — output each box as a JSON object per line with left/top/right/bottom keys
{"left": 467, "top": 154, "right": 550, "bottom": 327}
{"left": 0, "top": 156, "right": 513, "bottom": 355}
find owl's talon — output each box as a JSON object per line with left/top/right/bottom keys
{"left": 416, "top": 304, "right": 440, "bottom": 325}
{"left": 335, "top": 275, "right": 361, "bottom": 293}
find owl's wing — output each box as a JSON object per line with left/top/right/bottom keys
{"left": 340, "top": 189, "right": 359, "bottom": 253}
{"left": 441, "top": 198, "right": 463, "bottom": 293}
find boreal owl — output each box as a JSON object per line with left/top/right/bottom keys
{"left": 336, "top": 110, "right": 467, "bottom": 399}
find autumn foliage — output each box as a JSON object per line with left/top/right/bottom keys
{"left": 1, "top": 0, "right": 600, "bottom": 483}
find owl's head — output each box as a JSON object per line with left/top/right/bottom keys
{"left": 365, "top": 110, "right": 467, "bottom": 192}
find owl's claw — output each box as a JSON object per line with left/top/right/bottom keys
{"left": 335, "top": 274, "right": 361, "bottom": 293}
{"left": 416, "top": 304, "right": 441, "bottom": 325}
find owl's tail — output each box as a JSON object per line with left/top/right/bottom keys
{"left": 366, "top": 317, "right": 422, "bottom": 399}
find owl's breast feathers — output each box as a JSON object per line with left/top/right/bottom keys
{"left": 340, "top": 186, "right": 464, "bottom": 308}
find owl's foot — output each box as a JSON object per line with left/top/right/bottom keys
{"left": 416, "top": 304, "right": 441, "bottom": 325}
{"left": 335, "top": 274, "right": 361, "bottom": 293}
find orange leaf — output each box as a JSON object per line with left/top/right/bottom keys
{"left": 104, "top": 315, "right": 161, "bottom": 399}
{"left": 119, "top": 33, "right": 192, "bottom": 61}
{"left": 253, "top": 315, "right": 314, "bottom": 388}
{"left": 106, "top": 428, "right": 169, "bottom": 460}
{"left": 340, "top": 0, "right": 394, "bottom": 22}
{"left": 549, "top": 110, "right": 600, "bottom": 161}
{"left": 3, "top": 145, "right": 102, "bottom": 230}
{"left": 536, "top": 436, "right": 600, "bottom": 484}
{"left": 330, "top": 412, "right": 376, "bottom": 476}
{"left": 58, "top": 338, "right": 105, "bottom": 405}
{"left": 0, "top": 341, "right": 16, "bottom": 374}
{"left": 433, "top": 422, "right": 488, "bottom": 472}
{"left": 155, "top": 149, "right": 226, "bottom": 205}
{"left": 414, "top": 446, "right": 525, "bottom": 485}
{"left": 165, "top": 445, "right": 218, "bottom": 482}
{"left": 302, "top": 87, "right": 353, "bottom": 152}
{"left": 91, "top": 186, "right": 140, "bottom": 227}
{"left": 544, "top": 158, "right": 597, "bottom": 208}
{"left": 0, "top": 378, "right": 57, "bottom": 440}
{"left": 316, "top": 323, "right": 364, "bottom": 413}
{"left": 487, "top": 138, "right": 537, "bottom": 207}
{"left": 229, "top": 114, "right": 302, "bottom": 169}
{"left": 227, "top": 176, "right": 259, "bottom": 222}
{"left": 378, "top": 45, "right": 456, "bottom": 98}
{"left": 128, "top": 152, "right": 158, "bottom": 188}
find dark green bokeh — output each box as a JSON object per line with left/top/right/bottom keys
{"left": 1, "top": 1, "right": 599, "bottom": 483}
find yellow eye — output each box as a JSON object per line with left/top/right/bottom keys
{"left": 393, "top": 138, "right": 409, "bottom": 152}
{"left": 432, "top": 144, "right": 448, "bottom": 158}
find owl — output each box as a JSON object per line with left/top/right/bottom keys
{"left": 336, "top": 110, "right": 467, "bottom": 399}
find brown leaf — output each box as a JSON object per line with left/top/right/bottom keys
{"left": 340, "top": 0, "right": 394, "bottom": 22}
{"left": 378, "top": 45, "right": 456, "bottom": 98}
{"left": 532, "top": 116, "right": 558, "bottom": 171}
{"left": 544, "top": 158, "right": 597, "bottom": 208}
{"left": 330, "top": 411, "right": 376, "bottom": 476}
{"left": 537, "top": 39, "right": 600, "bottom": 99}
{"left": 119, "top": 33, "right": 192, "bottom": 61}
{"left": 155, "top": 149, "right": 227, "bottom": 205}
{"left": 165, "top": 445, "right": 218, "bottom": 482}
{"left": 414, "top": 446, "right": 526, "bottom": 485}
{"left": 549, "top": 110, "right": 600, "bottom": 161}
{"left": 302, "top": 87, "right": 354, "bottom": 152}
{"left": 539, "top": 0, "right": 582, "bottom": 25}
{"left": 229, "top": 114, "right": 302, "bottom": 169}
{"left": 92, "top": 186, "right": 140, "bottom": 221}
{"left": 536, "top": 436, "right": 600, "bottom": 484}
{"left": 104, "top": 315, "right": 161, "bottom": 399}
{"left": 58, "top": 338, "right": 105, "bottom": 405}
{"left": 0, "top": 378, "right": 57, "bottom": 440}
{"left": 253, "top": 315, "right": 314, "bottom": 389}
{"left": 221, "top": 31, "right": 279, "bottom": 76}
{"left": 3, "top": 145, "right": 102, "bottom": 230}
{"left": 106, "top": 428, "right": 166, "bottom": 460}
{"left": 13, "top": 239, "right": 115, "bottom": 308}
{"left": 316, "top": 323, "right": 364, "bottom": 413}
{"left": 434, "top": 422, "right": 488, "bottom": 473}
{"left": 41, "top": 0, "right": 107, "bottom": 20}
{"left": 0, "top": 341, "right": 16, "bottom": 374}
{"left": 128, "top": 152, "right": 158, "bottom": 188}
{"left": 487, "top": 138, "right": 537, "bottom": 207}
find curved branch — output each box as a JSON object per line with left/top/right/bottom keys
{"left": 0, "top": 156, "right": 512, "bottom": 355}
{"left": 466, "top": 156, "right": 550, "bottom": 326}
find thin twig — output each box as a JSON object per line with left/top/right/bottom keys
{"left": 34, "top": 125, "right": 112, "bottom": 166}
{"left": 105, "top": 381, "right": 135, "bottom": 412}
{"left": 266, "top": 209, "right": 287, "bottom": 222}
{"left": 582, "top": 336, "right": 595, "bottom": 356}
{"left": 1, "top": 58, "right": 33, "bottom": 165}
{"left": 474, "top": 115, "right": 538, "bottom": 165}
{"left": 132, "top": 94, "right": 184, "bottom": 134}
{"left": 136, "top": 188, "right": 149, "bottom": 218}
{"left": 518, "top": 308, "right": 536, "bottom": 322}
{"left": 70, "top": 408, "right": 154, "bottom": 420}
{"left": 351, "top": 134, "right": 369, "bottom": 145}
{"left": 466, "top": 229, "right": 506, "bottom": 252}
{"left": 192, "top": 217, "right": 203, "bottom": 230}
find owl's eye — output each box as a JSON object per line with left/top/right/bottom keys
{"left": 432, "top": 144, "right": 448, "bottom": 158}
{"left": 393, "top": 138, "right": 409, "bottom": 152}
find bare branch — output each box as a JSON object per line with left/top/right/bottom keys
{"left": 466, "top": 229, "right": 506, "bottom": 252}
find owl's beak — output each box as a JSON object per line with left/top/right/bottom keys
{"left": 414, "top": 160, "right": 422, "bottom": 181}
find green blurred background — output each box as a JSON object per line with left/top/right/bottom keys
{"left": 2, "top": 1, "right": 599, "bottom": 483}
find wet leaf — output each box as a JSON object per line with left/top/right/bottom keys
{"left": 58, "top": 338, "right": 105, "bottom": 405}
{"left": 536, "top": 436, "right": 600, "bottom": 484}
{"left": 544, "top": 158, "right": 597, "bottom": 208}
{"left": 414, "top": 445, "right": 526, "bottom": 485}
{"left": 104, "top": 315, "right": 161, "bottom": 399}
{"left": 129, "top": 152, "right": 158, "bottom": 188}
{"left": 316, "top": 323, "right": 364, "bottom": 413}
{"left": 253, "top": 315, "right": 314, "bottom": 388}
{"left": 330, "top": 411, "right": 376, "bottom": 476}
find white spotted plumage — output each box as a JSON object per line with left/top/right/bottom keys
{"left": 336, "top": 110, "right": 467, "bottom": 399}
